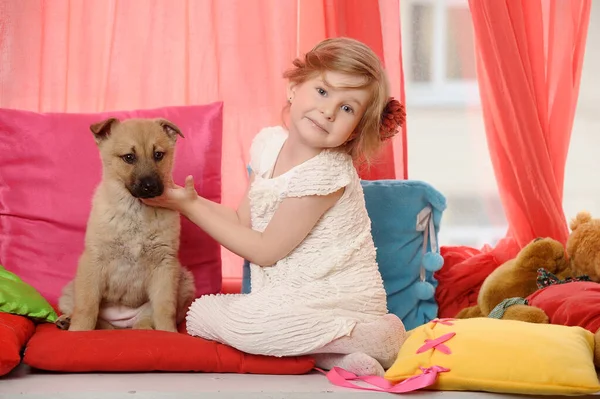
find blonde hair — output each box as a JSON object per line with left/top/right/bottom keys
{"left": 283, "top": 37, "right": 391, "bottom": 163}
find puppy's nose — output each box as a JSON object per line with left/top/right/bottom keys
{"left": 140, "top": 177, "right": 159, "bottom": 194}
{"left": 129, "top": 175, "right": 164, "bottom": 199}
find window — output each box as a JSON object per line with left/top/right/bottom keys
{"left": 401, "top": 0, "right": 507, "bottom": 248}
{"left": 564, "top": 4, "right": 600, "bottom": 224}
{"left": 403, "top": 1, "right": 600, "bottom": 249}
{"left": 437, "top": 195, "right": 507, "bottom": 248}
{"left": 402, "top": 0, "right": 479, "bottom": 107}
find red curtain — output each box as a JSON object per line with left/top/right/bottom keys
{"left": 435, "top": 0, "right": 592, "bottom": 318}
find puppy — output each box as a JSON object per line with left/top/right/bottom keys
{"left": 56, "top": 117, "right": 195, "bottom": 332}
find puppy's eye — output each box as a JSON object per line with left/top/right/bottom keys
{"left": 154, "top": 151, "right": 165, "bottom": 161}
{"left": 121, "top": 154, "right": 136, "bottom": 164}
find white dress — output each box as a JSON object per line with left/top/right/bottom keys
{"left": 186, "top": 126, "right": 388, "bottom": 357}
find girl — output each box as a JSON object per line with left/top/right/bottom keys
{"left": 143, "top": 37, "right": 407, "bottom": 376}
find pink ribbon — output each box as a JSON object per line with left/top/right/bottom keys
{"left": 316, "top": 365, "right": 449, "bottom": 393}
{"left": 430, "top": 318, "right": 455, "bottom": 326}
{"left": 416, "top": 332, "right": 456, "bottom": 355}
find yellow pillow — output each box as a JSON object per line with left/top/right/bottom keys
{"left": 385, "top": 317, "right": 600, "bottom": 395}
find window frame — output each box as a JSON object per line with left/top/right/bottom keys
{"left": 401, "top": 0, "right": 480, "bottom": 107}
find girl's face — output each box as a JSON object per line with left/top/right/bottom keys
{"left": 287, "top": 71, "right": 371, "bottom": 151}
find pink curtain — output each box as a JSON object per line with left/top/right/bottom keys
{"left": 0, "top": 0, "right": 406, "bottom": 283}
{"left": 435, "top": 0, "right": 592, "bottom": 318}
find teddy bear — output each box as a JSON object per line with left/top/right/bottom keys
{"left": 455, "top": 237, "right": 571, "bottom": 323}
{"left": 565, "top": 211, "right": 600, "bottom": 279}
{"left": 525, "top": 211, "right": 600, "bottom": 365}
{"left": 456, "top": 211, "right": 600, "bottom": 365}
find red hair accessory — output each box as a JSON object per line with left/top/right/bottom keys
{"left": 380, "top": 98, "right": 406, "bottom": 141}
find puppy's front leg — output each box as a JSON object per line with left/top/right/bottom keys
{"left": 148, "top": 261, "right": 179, "bottom": 333}
{"left": 69, "top": 253, "right": 102, "bottom": 331}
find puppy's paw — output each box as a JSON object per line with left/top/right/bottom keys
{"left": 133, "top": 318, "right": 154, "bottom": 330}
{"left": 67, "top": 315, "right": 97, "bottom": 331}
{"left": 153, "top": 311, "right": 177, "bottom": 333}
{"left": 154, "top": 320, "right": 177, "bottom": 333}
{"left": 68, "top": 324, "right": 94, "bottom": 332}
{"left": 96, "top": 319, "right": 116, "bottom": 330}
{"left": 56, "top": 315, "right": 71, "bottom": 330}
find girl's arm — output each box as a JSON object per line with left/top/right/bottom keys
{"left": 191, "top": 174, "right": 254, "bottom": 228}
{"left": 148, "top": 174, "right": 253, "bottom": 228}
{"left": 144, "top": 175, "right": 342, "bottom": 267}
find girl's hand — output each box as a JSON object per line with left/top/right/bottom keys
{"left": 142, "top": 175, "right": 198, "bottom": 214}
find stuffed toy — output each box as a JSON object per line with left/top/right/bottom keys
{"left": 454, "top": 212, "right": 600, "bottom": 365}
{"left": 526, "top": 212, "right": 600, "bottom": 365}
{"left": 454, "top": 237, "right": 570, "bottom": 323}
{"left": 565, "top": 211, "right": 600, "bottom": 279}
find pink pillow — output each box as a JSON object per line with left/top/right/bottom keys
{"left": 0, "top": 103, "right": 223, "bottom": 305}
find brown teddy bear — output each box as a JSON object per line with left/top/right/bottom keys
{"left": 455, "top": 237, "right": 571, "bottom": 323}
{"left": 566, "top": 211, "right": 600, "bottom": 280}
{"left": 526, "top": 211, "right": 600, "bottom": 365}
{"left": 456, "top": 213, "right": 600, "bottom": 365}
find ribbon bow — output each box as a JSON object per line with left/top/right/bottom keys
{"left": 416, "top": 205, "right": 437, "bottom": 282}
{"left": 317, "top": 364, "right": 449, "bottom": 393}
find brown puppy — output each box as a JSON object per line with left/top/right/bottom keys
{"left": 56, "top": 117, "right": 195, "bottom": 332}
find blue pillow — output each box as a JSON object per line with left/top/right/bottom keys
{"left": 242, "top": 164, "right": 252, "bottom": 295}
{"left": 361, "top": 180, "right": 446, "bottom": 330}
{"left": 241, "top": 179, "right": 446, "bottom": 331}
{"left": 242, "top": 258, "right": 251, "bottom": 294}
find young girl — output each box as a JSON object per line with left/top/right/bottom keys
{"left": 143, "top": 37, "right": 407, "bottom": 376}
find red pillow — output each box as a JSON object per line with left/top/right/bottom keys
{"left": 0, "top": 312, "right": 35, "bottom": 376}
{"left": 527, "top": 281, "right": 600, "bottom": 333}
{"left": 23, "top": 324, "right": 314, "bottom": 374}
{"left": 0, "top": 104, "right": 223, "bottom": 305}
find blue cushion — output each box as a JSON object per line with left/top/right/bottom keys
{"left": 242, "top": 258, "right": 251, "bottom": 294}
{"left": 361, "top": 180, "right": 446, "bottom": 330}
{"left": 242, "top": 164, "right": 252, "bottom": 295}
{"left": 241, "top": 179, "right": 446, "bottom": 331}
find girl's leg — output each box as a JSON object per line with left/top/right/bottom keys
{"left": 310, "top": 314, "right": 406, "bottom": 372}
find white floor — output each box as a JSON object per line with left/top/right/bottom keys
{"left": 2, "top": 364, "right": 598, "bottom": 399}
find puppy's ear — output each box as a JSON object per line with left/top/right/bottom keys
{"left": 90, "top": 118, "right": 119, "bottom": 144}
{"left": 156, "top": 118, "right": 184, "bottom": 140}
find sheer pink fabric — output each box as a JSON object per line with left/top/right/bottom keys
{"left": 0, "top": 0, "right": 406, "bottom": 281}
{"left": 436, "top": 0, "right": 591, "bottom": 318}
